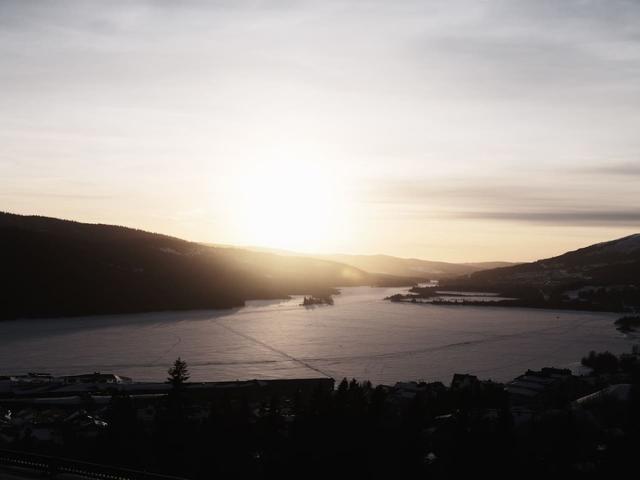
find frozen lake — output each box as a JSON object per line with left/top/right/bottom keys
{"left": 0, "top": 287, "right": 634, "bottom": 385}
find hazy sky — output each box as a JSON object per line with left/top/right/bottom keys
{"left": 2, "top": 0, "right": 639, "bottom": 262}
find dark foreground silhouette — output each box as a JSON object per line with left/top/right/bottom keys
{"left": 1, "top": 350, "right": 639, "bottom": 479}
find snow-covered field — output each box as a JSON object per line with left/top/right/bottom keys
{"left": 0, "top": 287, "right": 634, "bottom": 385}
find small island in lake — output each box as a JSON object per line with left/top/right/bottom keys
{"left": 301, "top": 295, "right": 334, "bottom": 306}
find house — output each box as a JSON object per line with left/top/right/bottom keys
{"left": 506, "top": 367, "right": 577, "bottom": 406}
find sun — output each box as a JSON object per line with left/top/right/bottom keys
{"left": 226, "top": 160, "right": 348, "bottom": 252}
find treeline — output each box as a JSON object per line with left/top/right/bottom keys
{"left": 581, "top": 348, "right": 640, "bottom": 374}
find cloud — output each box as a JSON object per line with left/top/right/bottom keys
{"left": 591, "top": 162, "right": 640, "bottom": 176}
{"left": 361, "top": 178, "right": 603, "bottom": 209}
{"left": 358, "top": 175, "right": 640, "bottom": 228}
{"left": 454, "top": 210, "right": 640, "bottom": 227}
{"left": 0, "top": 192, "right": 114, "bottom": 200}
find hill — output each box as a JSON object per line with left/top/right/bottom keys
{"left": 0, "top": 212, "right": 414, "bottom": 320}
{"left": 444, "top": 234, "right": 640, "bottom": 311}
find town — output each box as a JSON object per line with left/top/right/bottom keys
{"left": 1, "top": 346, "right": 639, "bottom": 479}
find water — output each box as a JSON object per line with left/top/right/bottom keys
{"left": 0, "top": 287, "right": 634, "bottom": 385}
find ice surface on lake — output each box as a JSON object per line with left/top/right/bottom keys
{"left": 0, "top": 287, "right": 634, "bottom": 384}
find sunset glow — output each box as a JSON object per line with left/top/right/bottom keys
{"left": 225, "top": 159, "right": 350, "bottom": 252}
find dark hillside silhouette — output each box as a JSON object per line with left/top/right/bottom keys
{"left": 0, "top": 212, "right": 416, "bottom": 320}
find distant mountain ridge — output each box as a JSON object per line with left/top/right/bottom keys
{"left": 0, "top": 212, "right": 416, "bottom": 320}
{"left": 221, "top": 245, "right": 516, "bottom": 280}
{"left": 318, "top": 254, "right": 516, "bottom": 280}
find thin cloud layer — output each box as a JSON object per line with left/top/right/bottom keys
{"left": 455, "top": 210, "right": 640, "bottom": 226}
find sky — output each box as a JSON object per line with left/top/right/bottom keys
{"left": 1, "top": 0, "right": 639, "bottom": 262}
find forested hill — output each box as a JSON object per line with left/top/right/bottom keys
{"left": 454, "top": 234, "right": 640, "bottom": 288}
{"left": 443, "top": 233, "right": 640, "bottom": 311}
{"left": 0, "top": 212, "right": 413, "bottom": 320}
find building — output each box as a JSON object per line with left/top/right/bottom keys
{"left": 506, "top": 367, "right": 576, "bottom": 406}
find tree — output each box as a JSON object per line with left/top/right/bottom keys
{"left": 336, "top": 377, "right": 349, "bottom": 408}
{"left": 167, "top": 357, "right": 190, "bottom": 388}
{"left": 581, "top": 350, "right": 619, "bottom": 374}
